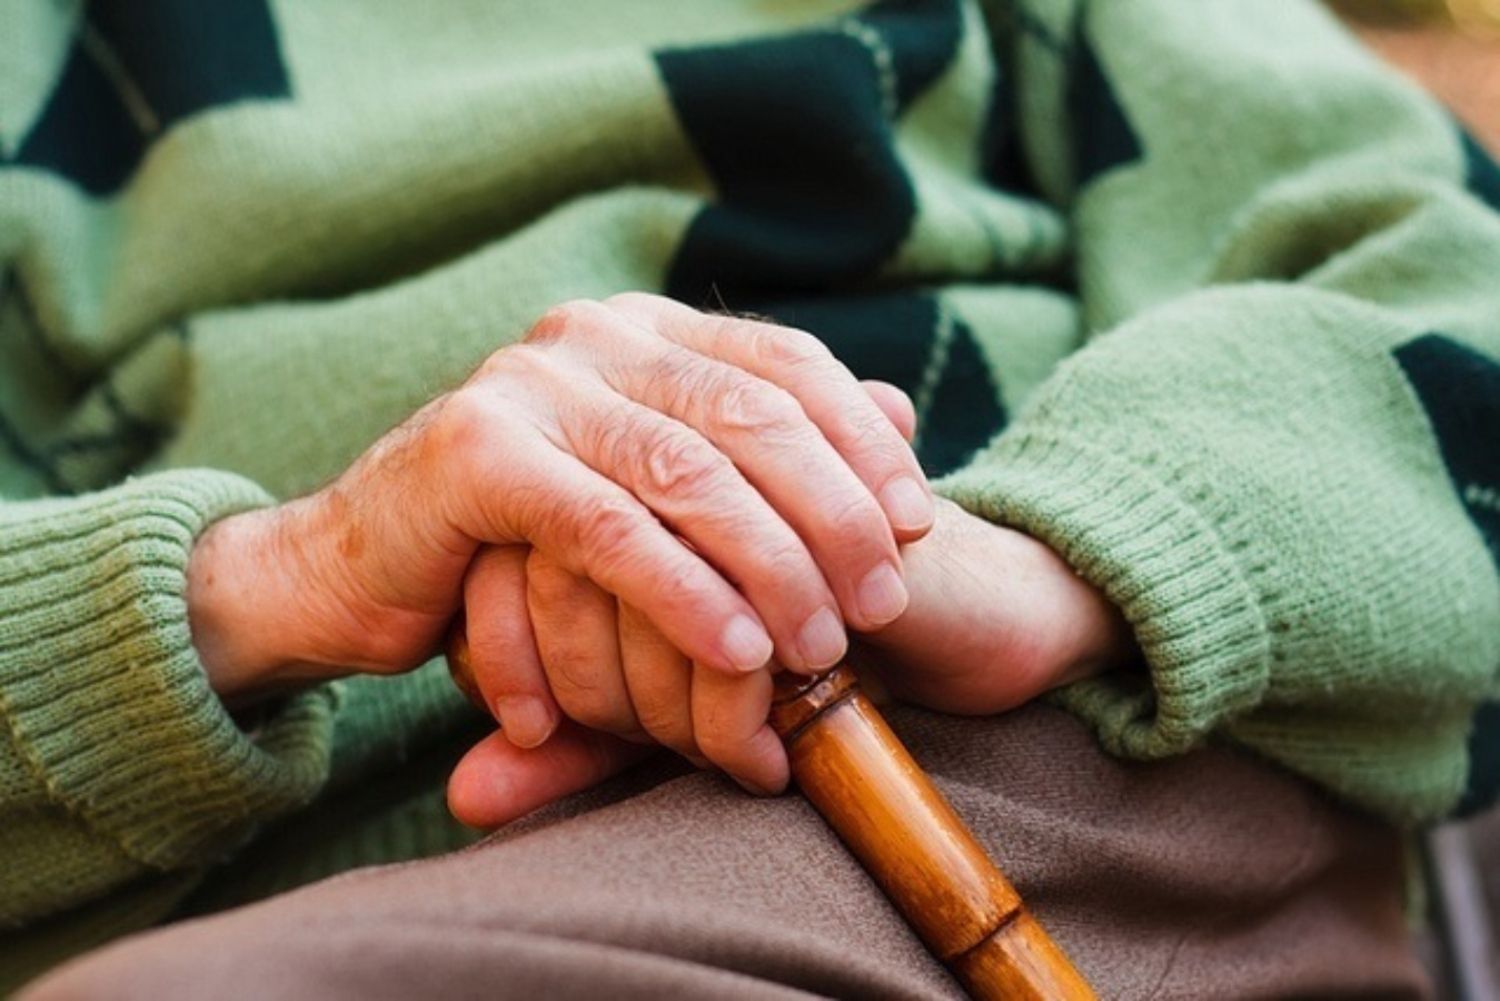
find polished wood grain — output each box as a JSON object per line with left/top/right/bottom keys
{"left": 770, "top": 664, "right": 1095, "bottom": 1000}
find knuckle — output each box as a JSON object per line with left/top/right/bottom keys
{"left": 637, "top": 423, "right": 728, "bottom": 500}
{"left": 569, "top": 700, "right": 631, "bottom": 735}
{"left": 635, "top": 702, "right": 689, "bottom": 745}
{"left": 845, "top": 409, "right": 906, "bottom": 457}
{"left": 574, "top": 496, "right": 649, "bottom": 574}
{"left": 473, "top": 342, "right": 552, "bottom": 388}
{"left": 525, "top": 299, "right": 605, "bottom": 346}
{"left": 759, "top": 540, "right": 815, "bottom": 586}
{"left": 552, "top": 678, "right": 617, "bottom": 731}
{"left": 841, "top": 425, "right": 915, "bottom": 481}
{"left": 427, "top": 388, "right": 493, "bottom": 454}
{"left": 547, "top": 658, "right": 598, "bottom": 703}
{"left": 712, "top": 378, "right": 804, "bottom": 437}
{"left": 748, "top": 325, "right": 831, "bottom": 371}
{"left": 473, "top": 344, "right": 511, "bottom": 380}
{"left": 639, "top": 349, "right": 703, "bottom": 411}
{"left": 632, "top": 699, "right": 672, "bottom": 733}
{"left": 694, "top": 720, "right": 741, "bottom": 763}
{"left": 602, "top": 291, "right": 662, "bottom": 314}
{"left": 642, "top": 571, "right": 708, "bottom": 626}
{"left": 818, "top": 491, "right": 888, "bottom": 551}
{"left": 539, "top": 643, "right": 620, "bottom": 729}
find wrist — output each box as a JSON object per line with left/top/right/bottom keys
{"left": 861, "top": 499, "right": 1136, "bottom": 713}
{"left": 1045, "top": 552, "right": 1139, "bottom": 686}
{"left": 186, "top": 501, "right": 332, "bottom": 705}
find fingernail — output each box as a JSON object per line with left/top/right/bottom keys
{"left": 496, "top": 695, "right": 557, "bottom": 749}
{"left": 857, "top": 563, "right": 909, "bottom": 626}
{"left": 879, "top": 476, "right": 933, "bottom": 533}
{"left": 720, "top": 614, "right": 774, "bottom": 672}
{"left": 796, "top": 606, "right": 847, "bottom": 670}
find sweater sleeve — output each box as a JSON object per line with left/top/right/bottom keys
{"left": 0, "top": 470, "right": 337, "bottom": 929}
{"left": 941, "top": 0, "right": 1500, "bottom": 824}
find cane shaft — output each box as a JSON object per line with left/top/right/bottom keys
{"left": 770, "top": 666, "right": 1094, "bottom": 1001}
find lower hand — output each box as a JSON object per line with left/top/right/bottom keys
{"left": 447, "top": 497, "right": 1137, "bottom": 827}
{"left": 449, "top": 381, "right": 922, "bottom": 801}
{"left": 856, "top": 497, "right": 1137, "bottom": 714}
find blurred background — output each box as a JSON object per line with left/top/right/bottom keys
{"left": 1331, "top": 3, "right": 1499, "bottom": 997}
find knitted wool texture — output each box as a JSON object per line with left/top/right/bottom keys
{"left": 2, "top": 0, "right": 1499, "bottom": 988}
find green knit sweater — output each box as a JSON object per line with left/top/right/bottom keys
{"left": 3, "top": 0, "right": 1499, "bottom": 988}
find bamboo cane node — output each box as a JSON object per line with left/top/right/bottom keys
{"left": 946, "top": 904, "right": 1025, "bottom": 964}
{"left": 948, "top": 910, "right": 1097, "bottom": 1000}
{"left": 768, "top": 664, "right": 859, "bottom": 743}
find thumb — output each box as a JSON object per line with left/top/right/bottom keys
{"left": 447, "top": 721, "right": 654, "bottom": 829}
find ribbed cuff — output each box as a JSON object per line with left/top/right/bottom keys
{"left": 0, "top": 470, "right": 337, "bottom": 869}
{"left": 935, "top": 430, "right": 1272, "bottom": 758}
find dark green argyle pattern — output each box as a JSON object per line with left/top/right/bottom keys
{"left": 5, "top": 0, "right": 289, "bottom": 195}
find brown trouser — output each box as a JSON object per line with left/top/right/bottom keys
{"left": 23, "top": 704, "right": 1428, "bottom": 999}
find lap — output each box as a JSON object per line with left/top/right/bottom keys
{"left": 22, "top": 704, "right": 1428, "bottom": 1000}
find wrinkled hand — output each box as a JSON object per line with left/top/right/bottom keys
{"left": 186, "top": 293, "right": 933, "bottom": 704}
{"left": 447, "top": 496, "right": 1138, "bottom": 828}
{"left": 448, "top": 376, "right": 921, "bottom": 800}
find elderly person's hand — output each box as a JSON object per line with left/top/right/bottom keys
{"left": 447, "top": 348, "right": 922, "bottom": 798}
{"left": 185, "top": 293, "right": 933, "bottom": 714}
{"left": 446, "top": 494, "right": 1138, "bottom": 828}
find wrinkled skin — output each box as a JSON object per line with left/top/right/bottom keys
{"left": 185, "top": 293, "right": 1132, "bottom": 823}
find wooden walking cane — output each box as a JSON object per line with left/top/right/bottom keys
{"left": 447, "top": 630, "right": 1094, "bottom": 1000}
{"left": 768, "top": 663, "right": 1094, "bottom": 1001}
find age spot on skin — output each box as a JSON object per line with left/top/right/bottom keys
{"left": 338, "top": 522, "right": 365, "bottom": 560}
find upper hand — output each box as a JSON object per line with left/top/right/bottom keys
{"left": 447, "top": 378, "right": 921, "bottom": 801}
{"left": 186, "top": 292, "right": 933, "bottom": 703}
